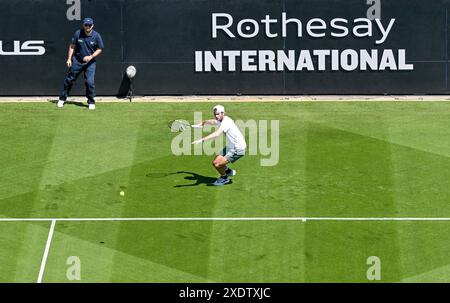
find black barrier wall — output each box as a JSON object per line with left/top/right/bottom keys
{"left": 0, "top": 0, "right": 449, "bottom": 95}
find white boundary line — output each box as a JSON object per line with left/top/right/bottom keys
{"left": 2, "top": 95, "right": 450, "bottom": 103}
{"left": 37, "top": 219, "right": 56, "bottom": 283}
{"left": 2, "top": 217, "right": 450, "bottom": 222}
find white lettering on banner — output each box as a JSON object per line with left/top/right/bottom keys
{"left": 0, "top": 41, "right": 46, "bottom": 56}
{"left": 203, "top": 12, "right": 413, "bottom": 73}
{"left": 212, "top": 13, "right": 395, "bottom": 43}
{"left": 212, "top": 13, "right": 235, "bottom": 38}
{"left": 237, "top": 19, "right": 260, "bottom": 38}
{"left": 195, "top": 49, "right": 414, "bottom": 72}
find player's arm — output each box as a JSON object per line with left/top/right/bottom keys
{"left": 92, "top": 48, "right": 103, "bottom": 59}
{"left": 84, "top": 48, "right": 102, "bottom": 63}
{"left": 192, "top": 126, "right": 223, "bottom": 145}
{"left": 195, "top": 119, "right": 217, "bottom": 127}
{"left": 90, "top": 48, "right": 103, "bottom": 60}
{"left": 191, "top": 119, "right": 216, "bottom": 128}
{"left": 66, "top": 44, "right": 75, "bottom": 68}
{"left": 85, "top": 33, "right": 105, "bottom": 62}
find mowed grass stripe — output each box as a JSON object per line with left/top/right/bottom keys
{"left": 0, "top": 222, "right": 53, "bottom": 282}
{"left": 44, "top": 221, "right": 213, "bottom": 282}
{"left": 36, "top": 106, "right": 144, "bottom": 276}
{"left": 396, "top": 222, "right": 450, "bottom": 282}
{"left": 0, "top": 107, "right": 59, "bottom": 203}
{"left": 40, "top": 221, "right": 304, "bottom": 282}
{"left": 303, "top": 120, "right": 401, "bottom": 282}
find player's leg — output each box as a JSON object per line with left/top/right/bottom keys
{"left": 58, "top": 58, "right": 83, "bottom": 106}
{"left": 84, "top": 61, "right": 96, "bottom": 109}
{"left": 212, "top": 155, "right": 229, "bottom": 176}
{"left": 211, "top": 155, "right": 230, "bottom": 186}
{"left": 223, "top": 148, "right": 245, "bottom": 176}
{"left": 211, "top": 148, "right": 246, "bottom": 185}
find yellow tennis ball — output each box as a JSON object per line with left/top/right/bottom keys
{"left": 120, "top": 191, "right": 125, "bottom": 196}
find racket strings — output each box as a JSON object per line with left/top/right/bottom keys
{"left": 168, "top": 119, "right": 190, "bottom": 132}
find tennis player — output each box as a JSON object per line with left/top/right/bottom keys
{"left": 192, "top": 105, "right": 247, "bottom": 186}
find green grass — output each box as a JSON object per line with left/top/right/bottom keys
{"left": 1, "top": 101, "right": 450, "bottom": 282}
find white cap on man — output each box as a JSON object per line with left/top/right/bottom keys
{"left": 213, "top": 105, "right": 225, "bottom": 113}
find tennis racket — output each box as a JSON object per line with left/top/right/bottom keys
{"left": 168, "top": 120, "right": 202, "bottom": 132}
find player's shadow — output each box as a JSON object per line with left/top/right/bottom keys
{"left": 174, "top": 171, "right": 230, "bottom": 187}
{"left": 48, "top": 99, "right": 89, "bottom": 108}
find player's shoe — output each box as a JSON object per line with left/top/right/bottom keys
{"left": 57, "top": 100, "right": 65, "bottom": 108}
{"left": 212, "top": 177, "right": 230, "bottom": 186}
{"left": 88, "top": 104, "right": 96, "bottom": 110}
{"left": 226, "top": 169, "right": 236, "bottom": 177}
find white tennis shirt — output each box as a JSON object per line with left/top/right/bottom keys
{"left": 217, "top": 116, "right": 247, "bottom": 150}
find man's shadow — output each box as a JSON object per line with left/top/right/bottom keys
{"left": 174, "top": 171, "right": 231, "bottom": 187}
{"left": 48, "top": 99, "right": 89, "bottom": 108}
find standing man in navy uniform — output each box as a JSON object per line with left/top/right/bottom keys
{"left": 57, "top": 17, "right": 104, "bottom": 110}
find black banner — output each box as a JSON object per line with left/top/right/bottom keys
{"left": 0, "top": 0, "right": 449, "bottom": 95}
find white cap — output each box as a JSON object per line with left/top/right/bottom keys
{"left": 213, "top": 105, "right": 225, "bottom": 113}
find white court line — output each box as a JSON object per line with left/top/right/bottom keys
{"left": 2, "top": 217, "right": 450, "bottom": 222}
{"left": 37, "top": 219, "right": 56, "bottom": 283}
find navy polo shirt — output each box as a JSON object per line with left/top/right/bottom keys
{"left": 70, "top": 29, "right": 104, "bottom": 62}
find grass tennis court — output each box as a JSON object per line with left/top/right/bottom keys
{"left": 1, "top": 101, "right": 450, "bottom": 282}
